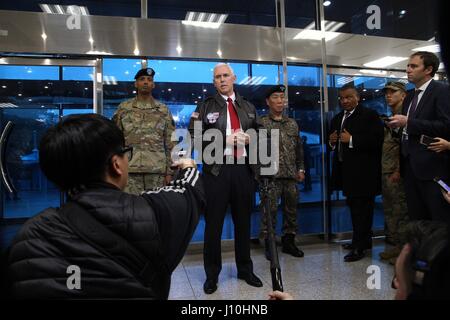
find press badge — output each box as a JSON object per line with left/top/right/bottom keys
{"left": 207, "top": 112, "right": 220, "bottom": 124}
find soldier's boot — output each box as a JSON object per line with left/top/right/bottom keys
{"left": 264, "top": 239, "right": 271, "bottom": 261}
{"left": 282, "top": 234, "right": 304, "bottom": 258}
{"left": 379, "top": 246, "right": 402, "bottom": 260}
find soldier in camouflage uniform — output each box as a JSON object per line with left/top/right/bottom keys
{"left": 112, "top": 68, "right": 176, "bottom": 195}
{"left": 259, "top": 85, "right": 305, "bottom": 260}
{"left": 380, "top": 81, "right": 409, "bottom": 263}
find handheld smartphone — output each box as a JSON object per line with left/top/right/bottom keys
{"left": 420, "top": 134, "right": 438, "bottom": 146}
{"left": 170, "top": 150, "right": 187, "bottom": 170}
{"left": 434, "top": 177, "right": 450, "bottom": 192}
{"left": 380, "top": 115, "right": 392, "bottom": 123}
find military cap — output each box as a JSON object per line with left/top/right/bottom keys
{"left": 134, "top": 68, "right": 155, "bottom": 79}
{"left": 266, "top": 84, "right": 286, "bottom": 98}
{"left": 383, "top": 81, "right": 406, "bottom": 92}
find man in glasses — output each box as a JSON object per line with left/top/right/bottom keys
{"left": 113, "top": 67, "right": 176, "bottom": 194}
{"left": 4, "top": 114, "right": 205, "bottom": 299}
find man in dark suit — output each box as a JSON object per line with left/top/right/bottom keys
{"left": 328, "top": 84, "right": 384, "bottom": 262}
{"left": 188, "top": 63, "right": 263, "bottom": 294}
{"left": 389, "top": 51, "right": 450, "bottom": 223}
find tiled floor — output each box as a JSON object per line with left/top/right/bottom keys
{"left": 168, "top": 239, "right": 396, "bottom": 300}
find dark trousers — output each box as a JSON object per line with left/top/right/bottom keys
{"left": 347, "top": 196, "right": 374, "bottom": 250}
{"left": 203, "top": 164, "right": 255, "bottom": 280}
{"left": 404, "top": 158, "right": 450, "bottom": 223}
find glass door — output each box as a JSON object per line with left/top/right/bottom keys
{"left": 0, "top": 58, "right": 98, "bottom": 220}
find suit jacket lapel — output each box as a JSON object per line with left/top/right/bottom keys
{"left": 214, "top": 93, "right": 227, "bottom": 133}
{"left": 234, "top": 94, "right": 248, "bottom": 130}
{"left": 412, "top": 80, "right": 434, "bottom": 118}
{"left": 402, "top": 90, "right": 414, "bottom": 115}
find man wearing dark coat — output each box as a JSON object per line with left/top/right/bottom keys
{"left": 328, "top": 84, "right": 384, "bottom": 262}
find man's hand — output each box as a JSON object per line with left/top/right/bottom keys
{"left": 268, "top": 291, "right": 293, "bottom": 300}
{"left": 339, "top": 129, "right": 351, "bottom": 143}
{"left": 394, "top": 244, "right": 414, "bottom": 300}
{"left": 388, "top": 171, "right": 401, "bottom": 184}
{"left": 428, "top": 138, "right": 450, "bottom": 153}
{"left": 171, "top": 158, "right": 197, "bottom": 170}
{"left": 388, "top": 114, "right": 408, "bottom": 128}
{"left": 329, "top": 130, "right": 338, "bottom": 146}
{"left": 441, "top": 189, "right": 450, "bottom": 205}
{"left": 226, "top": 131, "right": 250, "bottom": 146}
{"left": 296, "top": 171, "right": 305, "bottom": 182}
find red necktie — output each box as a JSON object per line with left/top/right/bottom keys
{"left": 227, "top": 97, "right": 244, "bottom": 158}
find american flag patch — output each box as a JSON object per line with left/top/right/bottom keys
{"left": 191, "top": 112, "right": 199, "bottom": 119}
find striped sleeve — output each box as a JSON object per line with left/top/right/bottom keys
{"left": 140, "top": 167, "right": 205, "bottom": 272}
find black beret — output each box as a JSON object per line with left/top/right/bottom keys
{"left": 134, "top": 68, "right": 155, "bottom": 79}
{"left": 265, "top": 84, "right": 286, "bottom": 98}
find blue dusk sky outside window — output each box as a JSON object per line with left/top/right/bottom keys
{"left": 103, "top": 58, "right": 143, "bottom": 81}
{"left": 148, "top": 60, "right": 248, "bottom": 83}
{"left": 288, "top": 65, "right": 320, "bottom": 87}
{"left": 250, "top": 64, "right": 279, "bottom": 85}
{"left": 62, "top": 67, "right": 95, "bottom": 81}
{"left": 0, "top": 65, "right": 59, "bottom": 80}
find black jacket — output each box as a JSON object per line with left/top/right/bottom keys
{"left": 188, "top": 92, "right": 261, "bottom": 176}
{"left": 401, "top": 80, "right": 450, "bottom": 180}
{"left": 6, "top": 167, "right": 204, "bottom": 299}
{"left": 329, "top": 105, "right": 384, "bottom": 197}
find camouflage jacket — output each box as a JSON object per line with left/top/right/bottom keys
{"left": 259, "top": 113, "right": 304, "bottom": 179}
{"left": 382, "top": 105, "right": 402, "bottom": 174}
{"left": 113, "top": 97, "right": 176, "bottom": 175}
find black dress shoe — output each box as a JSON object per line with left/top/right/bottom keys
{"left": 342, "top": 243, "right": 354, "bottom": 250}
{"left": 344, "top": 249, "right": 365, "bottom": 262}
{"left": 203, "top": 279, "right": 218, "bottom": 294}
{"left": 237, "top": 273, "right": 263, "bottom": 287}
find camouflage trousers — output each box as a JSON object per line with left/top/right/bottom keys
{"left": 125, "top": 173, "right": 166, "bottom": 195}
{"left": 381, "top": 173, "right": 409, "bottom": 245}
{"left": 260, "top": 179, "right": 299, "bottom": 237}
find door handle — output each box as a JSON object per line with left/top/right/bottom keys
{"left": 0, "top": 121, "right": 18, "bottom": 194}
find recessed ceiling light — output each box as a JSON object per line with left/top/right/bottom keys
{"left": 39, "top": 4, "right": 90, "bottom": 15}
{"left": 412, "top": 44, "right": 440, "bottom": 53}
{"left": 182, "top": 11, "right": 228, "bottom": 29}
{"left": 363, "top": 56, "right": 408, "bottom": 68}
{"left": 294, "top": 30, "right": 341, "bottom": 41}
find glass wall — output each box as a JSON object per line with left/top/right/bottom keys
{"left": 323, "top": 0, "right": 438, "bottom": 41}
{"left": 326, "top": 72, "right": 413, "bottom": 235}
{"left": 0, "top": 63, "right": 94, "bottom": 219}
{"left": 101, "top": 58, "right": 326, "bottom": 241}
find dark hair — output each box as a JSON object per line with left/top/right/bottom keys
{"left": 406, "top": 221, "right": 450, "bottom": 299}
{"left": 338, "top": 84, "right": 359, "bottom": 96}
{"left": 39, "top": 114, "right": 125, "bottom": 191}
{"left": 410, "top": 51, "right": 440, "bottom": 77}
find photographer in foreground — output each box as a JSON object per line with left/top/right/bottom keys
{"left": 393, "top": 221, "right": 450, "bottom": 300}
{"left": 4, "top": 114, "right": 205, "bottom": 299}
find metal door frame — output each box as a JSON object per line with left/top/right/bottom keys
{"left": 0, "top": 56, "right": 102, "bottom": 223}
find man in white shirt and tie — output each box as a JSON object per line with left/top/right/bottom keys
{"left": 389, "top": 51, "right": 450, "bottom": 223}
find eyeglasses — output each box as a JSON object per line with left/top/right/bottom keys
{"left": 119, "top": 146, "right": 133, "bottom": 161}
{"left": 108, "top": 146, "right": 133, "bottom": 163}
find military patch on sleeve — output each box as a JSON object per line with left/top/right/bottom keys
{"left": 191, "top": 112, "right": 199, "bottom": 119}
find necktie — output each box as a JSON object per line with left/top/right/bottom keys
{"left": 227, "top": 98, "right": 244, "bottom": 158}
{"left": 401, "top": 89, "right": 422, "bottom": 157}
{"left": 338, "top": 111, "right": 350, "bottom": 162}
{"left": 408, "top": 89, "right": 422, "bottom": 116}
